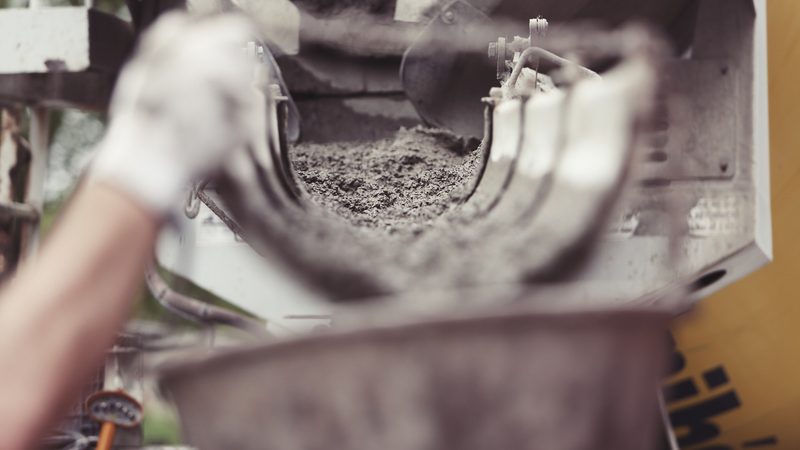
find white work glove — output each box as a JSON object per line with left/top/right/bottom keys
{"left": 90, "top": 12, "right": 259, "bottom": 218}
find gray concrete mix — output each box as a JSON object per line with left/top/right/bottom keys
{"left": 291, "top": 126, "right": 482, "bottom": 235}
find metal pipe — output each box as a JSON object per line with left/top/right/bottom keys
{"left": 505, "top": 47, "right": 600, "bottom": 94}
{"left": 22, "top": 107, "right": 50, "bottom": 255}
{"left": 0, "top": 202, "right": 38, "bottom": 222}
{"left": 144, "top": 264, "right": 268, "bottom": 336}
{"left": 0, "top": 107, "right": 30, "bottom": 278}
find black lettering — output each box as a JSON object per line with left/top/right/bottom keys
{"left": 669, "top": 390, "right": 741, "bottom": 447}
{"left": 743, "top": 436, "right": 778, "bottom": 447}
{"left": 703, "top": 366, "right": 730, "bottom": 389}
{"left": 664, "top": 378, "right": 699, "bottom": 403}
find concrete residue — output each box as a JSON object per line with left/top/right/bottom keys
{"left": 218, "top": 124, "right": 561, "bottom": 300}
{"left": 291, "top": 126, "right": 482, "bottom": 234}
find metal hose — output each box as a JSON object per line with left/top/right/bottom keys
{"left": 144, "top": 263, "right": 268, "bottom": 337}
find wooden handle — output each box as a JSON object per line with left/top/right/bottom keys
{"left": 96, "top": 421, "right": 116, "bottom": 450}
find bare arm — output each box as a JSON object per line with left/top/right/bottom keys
{"left": 0, "top": 185, "right": 158, "bottom": 450}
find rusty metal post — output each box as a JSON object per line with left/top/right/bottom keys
{"left": 21, "top": 106, "right": 50, "bottom": 255}
{"left": 0, "top": 105, "right": 32, "bottom": 280}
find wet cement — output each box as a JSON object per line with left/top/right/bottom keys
{"left": 218, "top": 124, "right": 572, "bottom": 300}
{"left": 291, "top": 126, "right": 483, "bottom": 235}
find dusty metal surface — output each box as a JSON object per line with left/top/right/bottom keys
{"left": 0, "top": 71, "right": 117, "bottom": 110}
{"left": 0, "top": 7, "right": 132, "bottom": 75}
{"left": 401, "top": 0, "right": 497, "bottom": 138}
{"left": 293, "top": 96, "right": 421, "bottom": 143}
{"left": 153, "top": 1, "right": 770, "bottom": 326}
{"left": 210, "top": 24, "right": 663, "bottom": 303}
{"left": 161, "top": 305, "right": 670, "bottom": 450}
{"left": 0, "top": 6, "right": 133, "bottom": 109}
{"left": 397, "top": 0, "right": 691, "bottom": 31}
{"left": 584, "top": 0, "right": 771, "bottom": 302}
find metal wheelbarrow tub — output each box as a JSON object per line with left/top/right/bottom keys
{"left": 159, "top": 306, "right": 670, "bottom": 450}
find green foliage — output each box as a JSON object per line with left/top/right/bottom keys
{"left": 142, "top": 408, "right": 183, "bottom": 446}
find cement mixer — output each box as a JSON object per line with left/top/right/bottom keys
{"left": 0, "top": 0, "right": 770, "bottom": 448}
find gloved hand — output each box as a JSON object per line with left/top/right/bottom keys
{"left": 90, "top": 12, "right": 259, "bottom": 218}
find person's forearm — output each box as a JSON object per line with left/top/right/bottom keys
{"left": 0, "top": 185, "right": 159, "bottom": 450}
